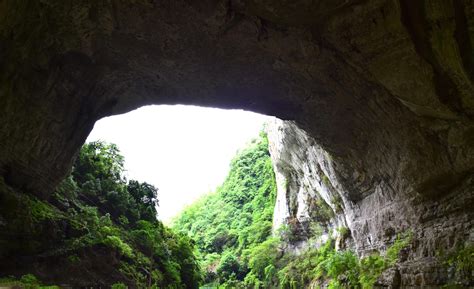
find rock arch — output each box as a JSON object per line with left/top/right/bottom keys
{"left": 2, "top": 0, "right": 472, "bottom": 201}
{"left": 1, "top": 1, "right": 473, "bottom": 285}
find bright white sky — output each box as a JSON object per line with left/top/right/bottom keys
{"left": 86, "top": 105, "right": 270, "bottom": 223}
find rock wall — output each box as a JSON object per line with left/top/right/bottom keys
{"left": 1, "top": 0, "right": 474, "bottom": 202}
{"left": 267, "top": 119, "right": 347, "bottom": 247}
{"left": 267, "top": 118, "right": 474, "bottom": 287}
{"left": 0, "top": 0, "right": 473, "bottom": 285}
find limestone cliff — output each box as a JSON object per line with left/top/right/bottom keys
{"left": 267, "top": 118, "right": 473, "bottom": 287}
{"left": 1, "top": 0, "right": 474, "bottom": 203}
{"left": 0, "top": 0, "right": 473, "bottom": 286}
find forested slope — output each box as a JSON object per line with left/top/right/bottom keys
{"left": 172, "top": 132, "right": 277, "bottom": 287}
{"left": 0, "top": 134, "right": 416, "bottom": 288}
{"left": 173, "top": 132, "right": 413, "bottom": 288}
{"left": 0, "top": 141, "right": 201, "bottom": 288}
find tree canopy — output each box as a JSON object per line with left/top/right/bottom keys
{"left": 54, "top": 141, "right": 202, "bottom": 288}
{"left": 173, "top": 132, "right": 277, "bottom": 286}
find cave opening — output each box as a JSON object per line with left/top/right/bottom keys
{"left": 85, "top": 104, "right": 272, "bottom": 222}
{"left": 1, "top": 0, "right": 473, "bottom": 287}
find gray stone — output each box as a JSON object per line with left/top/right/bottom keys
{"left": 0, "top": 0, "right": 473, "bottom": 285}
{"left": 267, "top": 119, "right": 474, "bottom": 286}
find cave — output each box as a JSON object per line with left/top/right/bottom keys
{"left": 1, "top": 0, "right": 473, "bottom": 287}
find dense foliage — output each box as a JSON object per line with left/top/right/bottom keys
{"left": 271, "top": 235, "right": 412, "bottom": 289}
{"left": 172, "top": 132, "right": 277, "bottom": 286}
{"left": 59, "top": 141, "right": 201, "bottom": 288}
{"left": 173, "top": 132, "right": 411, "bottom": 288}
{"left": 440, "top": 243, "right": 474, "bottom": 287}
{"left": 0, "top": 141, "right": 201, "bottom": 288}
{"left": 0, "top": 134, "right": 413, "bottom": 288}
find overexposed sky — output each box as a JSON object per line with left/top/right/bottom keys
{"left": 86, "top": 105, "right": 270, "bottom": 223}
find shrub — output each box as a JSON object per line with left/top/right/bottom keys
{"left": 103, "top": 236, "right": 134, "bottom": 258}
{"left": 111, "top": 282, "right": 127, "bottom": 289}
{"left": 20, "top": 274, "right": 39, "bottom": 285}
{"left": 385, "top": 233, "right": 412, "bottom": 266}
{"left": 217, "top": 252, "right": 242, "bottom": 280}
{"left": 442, "top": 243, "right": 474, "bottom": 284}
{"left": 359, "top": 254, "right": 386, "bottom": 288}
{"left": 275, "top": 233, "right": 411, "bottom": 289}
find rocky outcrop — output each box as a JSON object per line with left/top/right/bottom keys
{"left": 267, "top": 118, "right": 473, "bottom": 287}
{"left": 267, "top": 119, "right": 348, "bottom": 244}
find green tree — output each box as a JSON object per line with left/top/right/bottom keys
{"left": 173, "top": 132, "right": 277, "bottom": 286}
{"left": 52, "top": 141, "right": 201, "bottom": 288}
{"left": 127, "top": 180, "right": 158, "bottom": 223}
{"left": 73, "top": 141, "right": 125, "bottom": 185}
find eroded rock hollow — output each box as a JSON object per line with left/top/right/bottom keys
{"left": 1, "top": 0, "right": 473, "bottom": 286}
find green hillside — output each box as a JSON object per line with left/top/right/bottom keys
{"left": 172, "top": 131, "right": 277, "bottom": 287}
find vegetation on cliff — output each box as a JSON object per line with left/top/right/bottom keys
{"left": 172, "top": 131, "right": 277, "bottom": 286}
{"left": 0, "top": 132, "right": 415, "bottom": 288}
{"left": 0, "top": 141, "right": 201, "bottom": 288}
{"left": 172, "top": 132, "right": 411, "bottom": 288}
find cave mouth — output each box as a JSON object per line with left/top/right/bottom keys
{"left": 85, "top": 104, "right": 273, "bottom": 222}
{"left": 0, "top": 103, "right": 286, "bottom": 288}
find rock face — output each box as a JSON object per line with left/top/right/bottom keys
{"left": 0, "top": 0, "right": 473, "bottom": 286}
{"left": 1, "top": 0, "right": 474, "bottom": 197}
{"left": 267, "top": 118, "right": 473, "bottom": 287}
{"left": 267, "top": 119, "right": 348, "bottom": 243}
